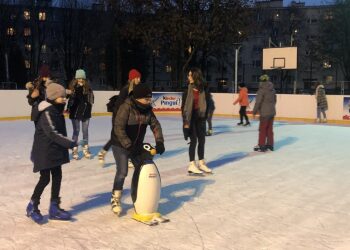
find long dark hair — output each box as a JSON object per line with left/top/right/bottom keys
{"left": 189, "top": 67, "right": 205, "bottom": 91}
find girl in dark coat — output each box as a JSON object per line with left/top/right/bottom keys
{"left": 26, "top": 83, "right": 77, "bottom": 224}
{"left": 67, "top": 69, "right": 94, "bottom": 160}
{"left": 182, "top": 67, "right": 212, "bottom": 174}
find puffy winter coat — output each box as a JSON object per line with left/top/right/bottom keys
{"left": 315, "top": 85, "right": 328, "bottom": 110}
{"left": 253, "top": 81, "right": 277, "bottom": 118}
{"left": 68, "top": 85, "right": 94, "bottom": 120}
{"left": 233, "top": 87, "right": 249, "bottom": 106}
{"left": 111, "top": 97, "right": 164, "bottom": 153}
{"left": 31, "top": 101, "right": 76, "bottom": 172}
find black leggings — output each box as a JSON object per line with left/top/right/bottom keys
{"left": 31, "top": 166, "right": 62, "bottom": 202}
{"left": 103, "top": 139, "right": 113, "bottom": 151}
{"left": 189, "top": 112, "right": 206, "bottom": 162}
{"left": 239, "top": 106, "right": 249, "bottom": 123}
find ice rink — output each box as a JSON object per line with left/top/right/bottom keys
{"left": 1, "top": 115, "right": 350, "bottom": 250}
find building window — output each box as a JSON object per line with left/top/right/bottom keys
{"left": 324, "top": 75, "right": 333, "bottom": 82}
{"left": 25, "top": 44, "right": 31, "bottom": 52}
{"left": 273, "top": 13, "right": 280, "bottom": 21}
{"left": 324, "top": 11, "right": 333, "bottom": 20}
{"left": 24, "top": 28, "right": 31, "bottom": 36}
{"left": 38, "top": 12, "right": 46, "bottom": 21}
{"left": 307, "top": 18, "right": 318, "bottom": 24}
{"left": 24, "top": 10, "right": 30, "bottom": 20}
{"left": 165, "top": 65, "right": 172, "bottom": 73}
{"left": 25, "top": 60, "right": 31, "bottom": 69}
{"left": 41, "top": 44, "right": 47, "bottom": 53}
{"left": 7, "top": 27, "right": 15, "bottom": 36}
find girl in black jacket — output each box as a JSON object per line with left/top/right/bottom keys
{"left": 182, "top": 67, "right": 212, "bottom": 175}
{"left": 26, "top": 83, "right": 77, "bottom": 224}
{"left": 67, "top": 69, "right": 94, "bottom": 160}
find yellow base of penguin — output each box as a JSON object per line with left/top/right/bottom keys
{"left": 132, "top": 212, "right": 169, "bottom": 226}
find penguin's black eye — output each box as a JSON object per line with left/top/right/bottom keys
{"left": 143, "top": 144, "right": 151, "bottom": 151}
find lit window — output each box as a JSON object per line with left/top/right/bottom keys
{"left": 25, "top": 60, "right": 31, "bottom": 69}
{"left": 24, "top": 10, "right": 30, "bottom": 20}
{"left": 165, "top": 65, "right": 172, "bottom": 73}
{"left": 324, "top": 12, "right": 333, "bottom": 20}
{"left": 38, "top": 12, "right": 46, "bottom": 21}
{"left": 24, "top": 28, "right": 31, "bottom": 36}
{"left": 25, "top": 44, "right": 31, "bottom": 52}
{"left": 7, "top": 27, "right": 15, "bottom": 36}
{"left": 323, "top": 61, "right": 332, "bottom": 69}
{"left": 41, "top": 44, "right": 47, "bottom": 53}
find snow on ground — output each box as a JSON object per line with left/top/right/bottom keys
{"left": 0, "top": 115, "right": 350, "bottom": 250}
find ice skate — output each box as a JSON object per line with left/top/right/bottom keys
{"left": 198, "top": 159, "right": 213, "bottom": 174}
{"left": 83, "top": 145, "right": 92, "bottom": 159}
{"left": 26, "top": 200, "right": 43, "bottom": 224}
{"left": 322, "top": 118, "right": 327, "bottom": 123}
{"left": 265, "top": 145, "right": 274, "bottom": 151}
{"left": 72, "top": 146, "right": 79, "bottom": 160}
{"left": 49, "top": 198, "right": 71, "bottom": 221}
{"left": 128, "top": 159, "right": 134, "bottom": 168}
{"left": 206, "top": 129, "right": 213, "bottom": 136}
{"left": 111, "top": 190, "right": 122, "bottom": 215}
{"left": 188, "top": 161, "right": 204, "bottom": 175}
{"left": 243, "top": 121, "right": 251, "bottom": 126}
{"left": 98, "top": 149, "right": 107, "bottom": 165}
{"left": 254, "top": 145, "right": 266, "bottom": 152}
{"left": 237, "top": 122, "right": 243, "bottom": 126}
{"left": 316, "top": 118, "right": 321, "bottom": 123}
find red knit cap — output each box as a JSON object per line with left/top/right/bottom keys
{"left": 128, "top": 69, "right": 141, "bottom": 81}
{"left": 39, "top": 64, "right": 50, "bottom": 78}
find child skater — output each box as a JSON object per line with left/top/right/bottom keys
{"left": 67, "top": 69, "right": 94, "bottom": 160}
{"left": 233, "top": 82, "right": 250, "bottom": 126}
{"left": 206, "top": 91, "right": 215, "bottom": 136}
{"left": 109, "top": 84, "right": 165, "bottom": 215}
{"left": 26, "top": 83, "right": 77, "bottom": 224}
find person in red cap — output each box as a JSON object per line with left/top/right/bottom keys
{"left": 97, "top": 68, "right": 142, "bottom": 165}
{"left": 26, "top": 64, "right": 53, "bottom": 125}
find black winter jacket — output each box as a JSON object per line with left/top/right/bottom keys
{"left": 31, "top": 101, "right": 76, "bottom": 172}
{"left": 68, "top": 85, "right": 94, "bottom": 120}
{"left": 27, "top": 83, "right": 47, "bottom": 122}
{"left": 111, "top": 98, "right": 164, "bottom": 153}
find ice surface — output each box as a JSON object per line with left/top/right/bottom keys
{"left": 0, "top": 116, "right": 350, "bottom": 250}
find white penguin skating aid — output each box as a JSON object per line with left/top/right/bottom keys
{"left": 131, "top": 143, "right": 169, "bottom": 226}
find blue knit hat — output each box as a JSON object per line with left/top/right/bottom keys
{"left": 75, "top": 69, "right": 86, "bottom": 79}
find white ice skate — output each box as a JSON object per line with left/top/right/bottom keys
{"left": 188, "top": 161, "right": 204, "bottom": 175}
{"left": 198, "top": 159, "right": 212, "bottom": 174}
{"left": 98, "top": 149, "right": 107, "bottom": 165}
{"left": 83, "top": 145, "right": 92, "bottom": 159}
{"left": 72, "top": 147, "right": 79, "bottom": 160}
{"left": 111, "top": 190, "right": 122, "bottom": 216}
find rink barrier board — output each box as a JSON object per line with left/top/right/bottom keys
{"left": 1, "top": 90, "right": 350, "bottom": 124}
{"left": 1, "top": 112, "right": 350, "bottom": 125}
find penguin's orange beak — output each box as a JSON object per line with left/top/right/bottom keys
{"left": 150, "top": 149, "right": 157, "bottom": 155}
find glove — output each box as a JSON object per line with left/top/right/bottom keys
{"left": 155, "top": 142, "right": 165, "bottom": 155}
{"left": 183, "top": 127, "right": 190, "bottom": 141}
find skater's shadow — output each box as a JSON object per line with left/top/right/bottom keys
{"left": 207, "top": 152, "right": 248, "bottom": 169}
{"left": 69, "top": 189, "right": 133, "bottom": 216}
{"left": 274, "top": 136, "right": 298, "bottom": 150}
{"left": 158, "top": 179, "right": 214, "bottom": 215}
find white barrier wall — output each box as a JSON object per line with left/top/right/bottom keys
{"left": 0, "top": 90, "right": 348, "bottom": 122}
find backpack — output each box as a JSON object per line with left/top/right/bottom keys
{"left": 106, "top": 95, "right": 119, "bottom": 112}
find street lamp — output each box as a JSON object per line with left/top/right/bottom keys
{"left": 233, "top": 43, "right": 242, "bottom": 93}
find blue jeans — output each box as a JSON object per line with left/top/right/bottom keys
{"left": 71, "top": 119, "right": 90, "bottom": 145}
{"left": 317, "top": 107, "right": 327, "bottom": 119}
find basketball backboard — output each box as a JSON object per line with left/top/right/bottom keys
{"left": 263, "top": 47, "right": 297, "bottom": 70}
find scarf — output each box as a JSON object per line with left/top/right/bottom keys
{"left": 183, "top": 83, "right": 207, "bottom": 123}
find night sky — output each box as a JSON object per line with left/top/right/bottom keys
{"left": 284, "top": 0, "right": 330, "bottom": 6}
